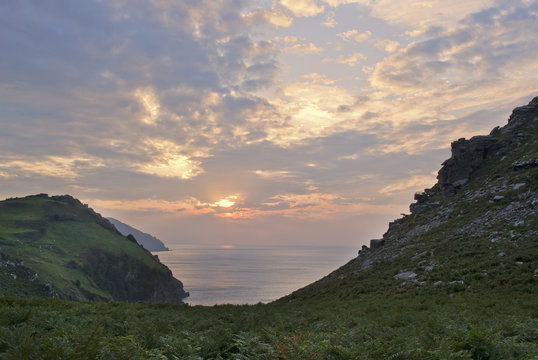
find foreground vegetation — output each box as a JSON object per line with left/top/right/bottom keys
{"left": 0, "top": 289, "right": 536, "bottom": 359}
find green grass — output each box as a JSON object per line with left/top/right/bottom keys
{"left": 0, "top": 195, "right": 181, "bottom": 302}
{"left": 0, "top": 291, "right": 536, "bottom": 359}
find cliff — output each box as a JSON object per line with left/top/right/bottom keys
{"left": 282, "top": 96, "right": 538, "bottom": 301}
{"left": 106, "top": 217, "right": 169, "bottom": 252}
{"left": 0, "top": 194, "right": 188, "bottom": 302}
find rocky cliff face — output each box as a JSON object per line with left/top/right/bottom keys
{"left": 366, "top": 95, "right": 537, "bottom": 267}
{"left": 283, "top": 96, "right": 538, "bottom": 301}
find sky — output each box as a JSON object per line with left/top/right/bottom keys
{"left": 1, "top": 0, "right": 537, "bottom": 248}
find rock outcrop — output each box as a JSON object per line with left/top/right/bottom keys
{"left": 286, "top": 96, "right": 537, "bottom": 300}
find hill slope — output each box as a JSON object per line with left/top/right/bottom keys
{"left": 282, "top": 96, "right": 538, "bottom": 303}
{"left": 106, "top": 217, "right": 169, "bottom": 252}
{"left": 0, "top": 194, "right": 188, "bottom": 302}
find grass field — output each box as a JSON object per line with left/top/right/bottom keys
{"left": 0, "top": 289, "right": 536, "bottom": 359}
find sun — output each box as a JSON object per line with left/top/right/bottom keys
{"left": 210, "top": 195, "right": 238, "bottom": 208}
{"left": 213, "top": 198, "right": 235, "bottom": 208}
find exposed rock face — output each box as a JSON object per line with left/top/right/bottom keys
{"left": 80, "top": 248, "right": 188, "bottom": 302}
{"left": 413, "top": 96, "right": 538, "bottom": 207}
{"left": 437, "top": 135, "right": 500, "bottom": 197}
{"left": 302, "top": 96, "right": 538, "bottom": 293}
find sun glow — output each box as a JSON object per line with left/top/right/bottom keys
{"left": 210, "top": 195, "right": 238, "bottom": 208}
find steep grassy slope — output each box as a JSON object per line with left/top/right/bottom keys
{"left": 281, "top": 97, "right": 538, "bottom": 304}
{"left": 0, "top": 194, "right": 187, "bottom": 302}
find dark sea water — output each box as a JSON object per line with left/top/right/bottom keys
{"left": 155, "top": 245, "right": 357, "bottom": 306}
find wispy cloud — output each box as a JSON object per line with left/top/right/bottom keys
{"left": 322, "top": 10, "right": 337, "bottom": 27}
{"left": 283, "top": 43, "right": 325, "bottom": 54}
{"left": 337, "top": 29, "right": 372, "bottom": 42}
{"left": 280, "top": 0, "right": 325, "bottom": 17}
{"left": 323, "top": 52, "right": 366, "bottom": 66}
{"left": 253, "top": 170, "right": 296, "bottom": 179}
{"left": 375, "top": 40, "right": 400, "bottom": 52}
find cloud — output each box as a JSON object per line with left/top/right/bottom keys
{"left": 323, "top": 0, "right": 497, "bottom": 28}
{"left": 379, "top": 173, "right": 437, "bottom": 196}
{"left": 242, "top": 9, "right": 294, "bottom": 28}
{"left": 262, "top": 73, "right": 359, "bottom": 146}
{"left": 280, "top": 0, "right": 325, "bottom": 17}
{"left": 369, "top": 1, "right": 538, "bottom": 99}
{"left": 375, "top": 40, "right": 400, "bottom": 52}
{"left": 283, "top": 43, "right": 325, "bottom": 54}
{"left": 135, "top": 87, "right": 161, "bottom": 125}
{"left": 0, "top": 0, "right": 283, "bottom": 168}
{"left": 92, "top": 197, "right": 211, "bottom": 214}
{"left": 337, "top": 29, "right": 372, "bottom": 42}
{"left": 0, "top": 156, "right": 103, "bottom": 179}
{"left": 253, "top": 170, "right": 296, "bottom": 179}
{"left": 323, "top": 52, "right": 366, "bottom": 66}
{"left": 322, "top": 10, "right": 337, "bottom": 27}
{"left": 322, "top": 0, "right": 367, "bottom": 6}
{"left": 274, "top": 36, "right": 306, "bottom": 44}
{"left": 259, "top": 192, "right": 401, "bottom": 218}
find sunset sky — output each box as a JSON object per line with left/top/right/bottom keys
{"left": 1, "top": 0, "right": 537, "bottom": 247}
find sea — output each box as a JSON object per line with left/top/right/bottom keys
{"left": 155, "top": 245, "right": 357, "bottom": 306}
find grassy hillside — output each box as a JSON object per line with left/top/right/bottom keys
{"left": 281, "top": 99, "right": 538, "bottom": 303}
{"left": 0, "top": 98, "right": 537, "bottom": 359}
{"left": 0, "top": 194, "right": 187, "bottom": 302}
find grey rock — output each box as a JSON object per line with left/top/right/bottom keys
{"left": 357, "top": 259, "right": 374, "bottom": 271}
{"left": 424, "top": 264, "right": 437, "bottom": 272}
{"left": 497, "top": 252, "right": 505, "bottom": 257}
{"left": 513, "top": 183, "right": 526, "bottom": 190}
{"left": 393, "top": 271, "right": 417, "bottom": 280}
{"left": 433, "top": 281, "right": 443, "bottom": 286}
{"left": 411, "top": 251, "right": 429, "bottom": 261}
{"left": 437, "top": 135, "right": 499, "bottom": 197}
{"left": 512, "top": 158, "right": 538, "bottom": 170}
{"left": 493, "top": 195, "right": 504, "bottom": 201}
{"left": 452, "top": 178, "right": 468, "bottom": 187}
{"left": 370, "top": 239, "right": 385, "bottom": 249}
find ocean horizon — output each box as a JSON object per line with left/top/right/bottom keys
{"left": 155, "top": 244, "right": 357, "bottom": 306}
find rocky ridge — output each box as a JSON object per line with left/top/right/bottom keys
{"left": 284, "top": 96, "right": 538, "bottom": 300}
